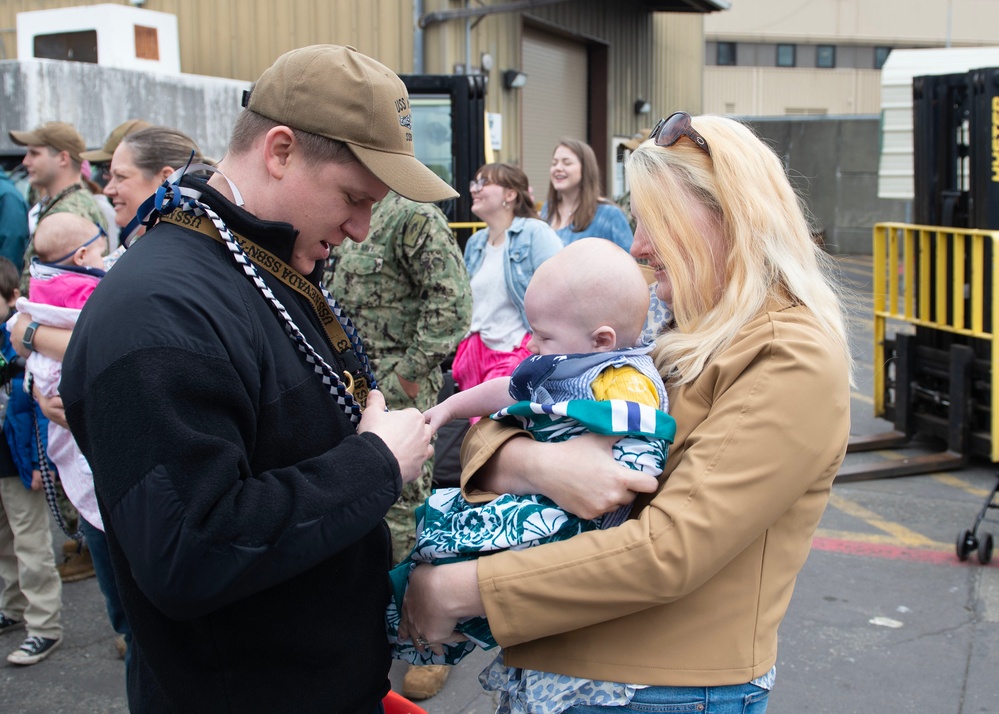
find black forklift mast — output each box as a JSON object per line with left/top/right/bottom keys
{"left": 400, "top": 73, "right": 488, "bottom": 250}
{"left": 841, "top": 66, "right": 999, "bottom": 482}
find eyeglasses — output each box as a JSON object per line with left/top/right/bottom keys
{"left": 48, "top": 223, "right": 107, "bottom": 265}
{"left": 648, "top": 112, "right": 711, "bottom": 157}
{"left": 469, "top": 177, "right": 493, "bottom": 193}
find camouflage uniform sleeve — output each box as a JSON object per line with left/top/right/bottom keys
{"left": 394, "top": 205, "right": 472, "bottom": 384}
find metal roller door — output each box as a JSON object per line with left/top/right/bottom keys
{"left": 521, "top": 26, "right": 588, "bottom": 200}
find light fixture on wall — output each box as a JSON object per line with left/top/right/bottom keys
{"left": 503, "top": 69, "right": 528, "bottom": 89}
{"left": 634, "top": 98, "right": 652, "bottom": 115}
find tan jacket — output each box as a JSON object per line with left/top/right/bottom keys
{"left": 459, "top": 305, "right": 850, "bottom": 686}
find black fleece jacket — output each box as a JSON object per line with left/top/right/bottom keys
{"left": 61, "top": 180, "right": 402, "bottom": 714}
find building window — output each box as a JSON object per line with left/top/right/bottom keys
{"left": 816, "top": 45, "right": 836, "bottom": 68}
{"left": 875, "top": 46, "right": 892, "bottom": 69}
{"left": 776, "top": 44, "right": 796, "bottom": 68}
{"left": 33, "top": 30, "right": 98, "bottom": 63}
{"left": 717, "top": 42, "right": 736, "bottom": 66}
{"left": 134, "top": 26, "right": 159, "bottom": 61}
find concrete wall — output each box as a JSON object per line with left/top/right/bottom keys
{"left": 0, "top": 58, "right": 248, "bottom": 164}
{"left": 745, "top": 115, "right": 910, "bottom": 255}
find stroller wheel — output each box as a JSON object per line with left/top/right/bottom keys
{"left": 978, "top": 533, "right": 994, "bottom": 565}
{"left": 957, "top": 529, "right": 977, "bottom": 561}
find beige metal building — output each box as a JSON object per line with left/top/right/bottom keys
{"left": 703, "top": 0, "right": 999, "bottom": 116}
{"left": 0, "top": 0, "right": 727, "bottom": 196}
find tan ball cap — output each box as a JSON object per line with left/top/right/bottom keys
{"left": 9, "top": 122, "right": 86, "bottom": 164}
{"left": 246, "top": 45, "right": 458, "bottom": 203}
{"left": 80, "top": 119, "right": 153, "bottom": 163}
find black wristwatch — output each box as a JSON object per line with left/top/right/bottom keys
{"left": 21, "top": 321, "right": 40, "bottom": 353}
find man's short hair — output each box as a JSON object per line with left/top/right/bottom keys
{"left": 237, "top": 45, "right": 457, "bottom": 203}
{"left": 228, "top": 110, "right": 354, "bottom": 167}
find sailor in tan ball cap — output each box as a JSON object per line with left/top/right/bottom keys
{"left": 59, "top": 45, "right": 456, "bottom": 713}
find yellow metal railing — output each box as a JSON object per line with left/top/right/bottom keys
{"left": 448, "top": 221, "right": 486, "bottom": 236}
{"left": 872, "top": 221, "right": 999, "bottom": 459}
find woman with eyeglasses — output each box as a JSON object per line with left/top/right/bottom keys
{"left": 543, "top": 137, "right": 633, "bottom": 250}
{"left": 399, "top": 113, "right": 852, "bottom": 713}
{"left": 450, "top": 163, "right": 562, "bottom": 395}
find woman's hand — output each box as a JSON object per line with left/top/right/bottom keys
{"left": 34, "top": 390, "right": 69, "bottom": 430}
{"left": 481, "top": 432, "right": 660, "bottom": 520}
{"left": 398, "top": 561, "right": 481, "bottom": 657}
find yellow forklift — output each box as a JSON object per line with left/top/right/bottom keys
{"left": 844, "top": 67, "right": 999, "bottom": 563}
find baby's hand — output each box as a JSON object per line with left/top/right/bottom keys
{"left": 423, "top": 404, "right": 452, "bottom": 434}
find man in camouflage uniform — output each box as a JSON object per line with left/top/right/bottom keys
{"left": 9, "top": 122, "right": 110, "bottom": 296}
{"left": 324, "top": 189, "right": 470, "bottom": 701}
{"left": 325, "top": 190, "right": 471, "bottom": 560}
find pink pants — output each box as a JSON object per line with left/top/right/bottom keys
{"left": 451, "top": 332, "right": 532, "bottom": 394}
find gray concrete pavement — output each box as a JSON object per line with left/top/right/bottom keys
{"left": 3, "top": 254, "right": 999, "bottom": 713}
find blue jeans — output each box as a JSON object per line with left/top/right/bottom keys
{"left": 80, "top": 517, "right": 133, "bottom": 677}
{"left": 567, "top": 683, "right": 769, "bottom": 713}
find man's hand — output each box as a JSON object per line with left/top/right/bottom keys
{"left": 357, "top": 390, "right": 433, "bottom": 484}
{"left": 30, "top": 469, "right": 41, "bottom": 491}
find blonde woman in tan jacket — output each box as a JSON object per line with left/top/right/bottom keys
{"left": 399, "top": 113, "right": 853, "bottom": 714}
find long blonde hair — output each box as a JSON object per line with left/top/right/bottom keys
{"left": 628, "top": 115, "right": 853, "bottom": 387}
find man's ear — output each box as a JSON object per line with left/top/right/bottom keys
{"left": 262, "top": 126, "right": 296, "bottom": 179}
{"left": 592, "top": 326, "right": 617, "bottom": 350}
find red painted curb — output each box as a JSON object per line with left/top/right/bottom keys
{"left": 810, "top": 537, "right": 979, "bottom": 566}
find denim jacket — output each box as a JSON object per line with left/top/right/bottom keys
{"left": 542, "top": 201, "right": 634, "bottom": 251}
{"left": 463, "top": 217, "right": 562, "bottom": 330}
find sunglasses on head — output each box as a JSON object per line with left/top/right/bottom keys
{"left": 648, "top": 112, "right": 711, "bottom": 157}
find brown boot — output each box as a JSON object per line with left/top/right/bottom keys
{"left": 62, "top": 539, "right": 83, "bottom": 556}
{"left": 114, "top": 635, "right": 127, "bottom": 659}
{"left": 58, "top": 545, "right": 95, "bottom": 582}
{"left": 402, "top": 663, "right": 450, "bottom": 700}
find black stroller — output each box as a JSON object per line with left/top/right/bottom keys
{"left": 956, "top": 473, "right": 999, "bottom": 564}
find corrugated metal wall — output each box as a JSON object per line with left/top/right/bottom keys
{"left": 703, "top": 66, "right": 883, "bottom": 116}
{"left": 0, "top": 0, "right": 416, "bottom": 77}
{"left": 526, "top": 1, "right": 654, "bottom": 139}
{"left": 652, "top": 12, "right": 703, "bottom": 118}
{"left": 0, "top": 0, "right": 710, "bottom": 186}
